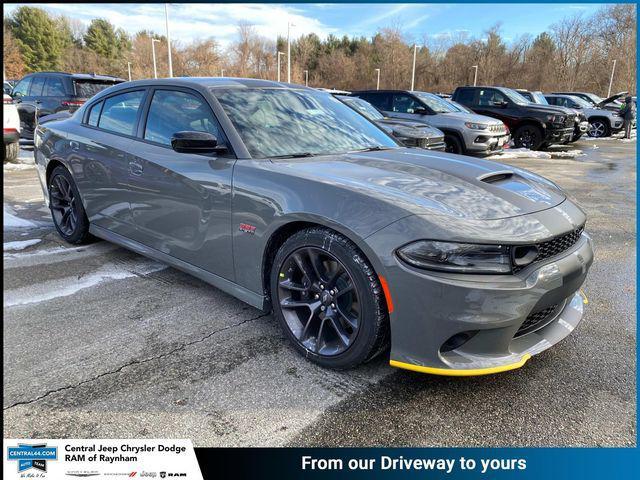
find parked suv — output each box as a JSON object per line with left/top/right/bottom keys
{"left": 335, "top": 95, "right": 445, "bottom": 150}
{"left": 351, "top": 90, "right": 509, "bottom": 155}
{"left": 553, "top": 91, "right": 627, "bottom": 112}
{"left": 517, "top": 89, "right": 589, "bottom": 142}
{"left": 10, "top": 72, "right": 125, "bottom": 140}
{"left": 452, "top": 86, "right": 576, "bottom": 150}
{"left": 544, "top": 94, "right": 624, "bottom": 138}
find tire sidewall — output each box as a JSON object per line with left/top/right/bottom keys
{"left": 444, "top": 135, "right": 463, "bottom": 154}
{"left": 514, "top": 125, "right": 543, "bottom": 150}
{"left": 48, "top": 166, "right": 90, "bottom": 244}
{"left": 270, "top": 228, "right": 386, "bottom": 369}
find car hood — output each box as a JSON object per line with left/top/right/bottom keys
{"left": 376, "top": 118, "right": 444, "bottom": 138}
{"left": 520, "top": 103, "right": 574, "bottom": 116}
{"left": 597, "top": 91, "right": 627, "bottom": 107}
{"left": 434, "top": 111, "right": 504, "bottom": 125}
{"left": 272, "top": 148, "right": 566, "bottom": 220}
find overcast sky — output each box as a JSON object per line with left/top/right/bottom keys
{"left": 4, "top": 3, "right": 608, "bottom": 46}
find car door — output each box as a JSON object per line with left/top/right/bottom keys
{"left": 125, "top": 87, "right": 236, "bottom": 280}
{"left": 15, "top": 75, "right": 45, "bottom": 136}
{"left": 42, "top": 76, "right": 68, "bottom": 116}
{"left": 472, "top": 88, "right": 518, "bottom": 126}
{"left": 71, "top": 88, "right": 147, "bottom": 238}
{"left": 385, "top": 93, "right": 434, "bottom": 124}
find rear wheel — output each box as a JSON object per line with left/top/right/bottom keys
{"left": 270, "top": 227, "right": 389, "bottom": 369}
{"left": 3, "top": 142, "right": 19, "bottom": 162}
{"left": 48, "top": 166, "right": 91, "bottom": 244}
{"left": 444, "top": 135, "right": 463, "bottom": 154}
{"left": 588, "top": 119, "right": 610, "bottom": 138}
{"left": 513, "top": 125, "right": 543, "bottom": 150}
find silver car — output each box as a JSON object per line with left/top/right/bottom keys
{"left": 545, "top": 94, "right": 624, "bottom": 138}
{"left": 352, "top": 90, "right": 509, "bottom": 156}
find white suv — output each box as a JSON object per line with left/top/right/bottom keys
{"left": 3, "top": 94, "right": 21, "bottom": 162}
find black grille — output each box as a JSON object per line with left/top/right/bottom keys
{"left": 515, "top": 303, "right": 561, "bottom": 337}
{"left": 513, "top": 225, "right": 584, "bottom": 273}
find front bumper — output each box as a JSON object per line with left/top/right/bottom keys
{"left": 575, "top": 121, "right": 589, "bottom": 135}
{"left": 465, "top": 133, "right": 510, "bottom": 156}
{"left": 544, "top": 125, "right": 574, "bottom": 145}
{"left": 366, "top": 204, "right": 593, "bottom": 375}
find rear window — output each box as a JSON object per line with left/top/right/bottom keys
{"left": 74, "top": 80, "right": 119, "bottom": 99}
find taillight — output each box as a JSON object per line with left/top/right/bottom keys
{"left": 3, "top": 97, "right": 14, "bottom": 105}
{"left": 4, "top": 128, "right": 18, "bottom": 134}
{"left": 61, "top": 100, "right": 85, "bottom": 107}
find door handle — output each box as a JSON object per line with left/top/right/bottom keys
{"left": 128, "top": 161, "right": 143, "bottom": 176}
{"left": 69, "top": 141, "right": 79, "bottom": 151}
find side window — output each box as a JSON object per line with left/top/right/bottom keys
{"left": 391, "top": 94, "right": 423, "bottom": 114}
{"left": 44, "top": 77, "right": 66, "bottom": 96}
{"left": 546, "top": 97, "right": 559, "bottom": 106}
{"left": 29, "top": 76, "right": 46, "bottom": 96}
{"left": 455, "top": 89, "right": 476, "bottom": 105}
{"left": 87, "top": 101, "right": 103, "bottom": 126}
{"left": 12, "top": 78, "right": 31, "bottom": 97}
{"left": 98, "top": 90, "right": 145, "bottom": 136}
{"left": 144, "top": 90, "right": 220, "bottom": 146}
{"left": 359, "top": 93, "right": 390, "bottom": 111}
{"left": 478, "top": 89, "right": 506, "bottom": 106}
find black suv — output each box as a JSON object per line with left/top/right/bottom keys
{"left": 10, "top": 72, "right": 125, "bottom": 140}
{"left": 452, "top": 86, "right": 576, "bottom": 150}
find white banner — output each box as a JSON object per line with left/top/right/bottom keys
{"left": 3, "top": 439, "right": 203, "bottom": 479}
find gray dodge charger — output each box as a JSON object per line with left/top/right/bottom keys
{"left": 34, "top": 78, "right": 594, "bottom": 375}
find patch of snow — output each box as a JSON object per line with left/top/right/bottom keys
{"left": 4, "top": 162, "right": 35, "bottom": 171}
{"left": 550, "top": 149, "right": 586, "bottom": 158}
{"left": 487, "top": 148, "right": 552, "bottom": 160}
{"left": 3, "top": 239, "right": 41, "bottom": 251}
{"left": 3, "top": 206, "right": 38, "bottom": 229}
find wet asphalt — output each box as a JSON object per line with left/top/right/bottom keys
{"left": 3, "top": 138, "right": 636, "bottom": 446}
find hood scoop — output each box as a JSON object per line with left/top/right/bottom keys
{"left": 477, "top": 170, "right": 515, "bottom": 184}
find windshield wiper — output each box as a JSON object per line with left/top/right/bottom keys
{"left": 351, "top": 146, "right": 393, "bottom": 153}
{"left": 271, "top": 152, "right": 316, "bottom": 159}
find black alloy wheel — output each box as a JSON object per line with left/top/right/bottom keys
{"left": 48, "top": 166, "right": 91, "bottom": 244}
{"left": 514, "top": 125, "right": 543, "bottom": 150}
{"left": 444, "top": 135, "right": 463, "bottom": 154}
{"left": 271, "top": 227, "right": 389, "bottom": 369}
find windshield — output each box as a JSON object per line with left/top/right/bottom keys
{"left": 584, "top": 93, "right": 603, "bottom": 105}
{"left": 412, "top": 92, "right": 459, "bottom": 113}
{"left": 531, "top": 92, "right": 548, "bottom": 105}
{"left": 500, "top": 88, "right": 530, "bottom": 106}
{"left": 567, "top": 95, "right": 592, "bottom": 108}
{"left": 340, "top": 96, "right": 384, "bottom": 121}
{"left": 211, "top": 87, "right": 397, "bottom": 158}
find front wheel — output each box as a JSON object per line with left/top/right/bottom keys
{"left": 270, "top": 227, "right": 389, "bottom": 369}
{"left": 588, "top": 120, "right": 610, "bottom": 138}
{"left": 513, "top": 125, "right": 543, "bottom": 150}
{"left": 48, "top": 166, "right": 91, "bottom": 244}
{"left": 444, "top": 135, "right": 464, "bottom": 154}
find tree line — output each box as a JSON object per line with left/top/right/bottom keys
{"left": 3, "top": 4, "right": 636, "bottom": 96}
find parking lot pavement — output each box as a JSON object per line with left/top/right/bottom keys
{"left": 3, "top": 139, "right": 636, "bottom": 446}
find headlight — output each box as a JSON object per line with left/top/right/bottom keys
{"left": 396, "top": 241, "right": 511, "bottom": 274}
{"left": 464, "top": 122, "right": 489, "bottom": 130}
{"left": 546, "top": 114, "right": 566, "bottom": 124}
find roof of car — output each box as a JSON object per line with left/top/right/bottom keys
{"left": 22, "top": 71, "right": 125, "bottom": 82}
{"left": 106, "top": 77, "right": 313, "bottom": 91}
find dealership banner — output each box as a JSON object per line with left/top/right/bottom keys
{"left": 4, "top": 439, "right": 203, "bottom": 479}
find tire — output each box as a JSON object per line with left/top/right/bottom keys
{"left": 270, "top": 227, "right": 389, "bottom": 369}
{"left": 3, "top": 142, "right": 19, "bottom": 162}
{"left": 588, "top": 119, "right": 610, "bottom": 138}
{"left": 513, "top": 125, "right": 543, "bottom": 150}
{"left": 48, "top": 165, "right": 91, "bottom": 244}
{"left": 444, "top": 135, "right": 464, "bottom": 154}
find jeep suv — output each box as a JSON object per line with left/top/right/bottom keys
{"left": 553, "top": 91, "right": 627, "bottom": 112}
{"left": 545, "top": 94, "right": 624, "bottom": 138}
{"left": 351, "top": 90, "right": 509, "bottom": 156}
{"left": 452, "top": 86, "right": 575, "bottom": 150}
{"left": 10, "top": 72, "right": 125, "bottom": 140}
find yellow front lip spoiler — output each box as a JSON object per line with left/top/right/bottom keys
{"left": 390, "top": 353, "right": 532, "bottom": 376}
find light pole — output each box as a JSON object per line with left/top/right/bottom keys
{"left": 277, "top": 51, "right": 285, "bottom": 82}
{"left": 127, "top": 62, "right": 132, "bottom": 81}
{"left": 287, "top": 21, "right": 295, "bottom": 83}
{"left": 471, "top": 65, "right": 478, "bottom": 86}
{"left": 607, "top": 59, "right": 617, "bottom": 97}
{"left": 220, "top": 69, "right": 225, "bottom": 77}
{"left": 151, "top": 38, "right": 160, "bottom": 79}
{"left": 304, "top": 69, "right": 308, "bottom": 87}
{"left": 375, "top": 68, "right": 380, "bottom": 90}
{"left": 165, "top": 3, "right": 173, "bottom": 77}
{"left": 411, "top": 44, "right": 417, "bottom": 91}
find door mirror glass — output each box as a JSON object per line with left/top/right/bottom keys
{"left": 413, "top": 107, "right": 429, "bottom": 115}
{"left": 171, "top": 131, "right": 225, "bottom": 154}
{"left": 492, "top": 100, "right": 508, "bottom": 108}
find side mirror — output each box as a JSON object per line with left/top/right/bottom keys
{"left": 492, "top": 101, "right": 508, "bottom": 108}
{"left": 171, "top": 131, "right": 226, "bottom": 154}
{"left": 413, "top": 107, "right": 429, "bottom": 115}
